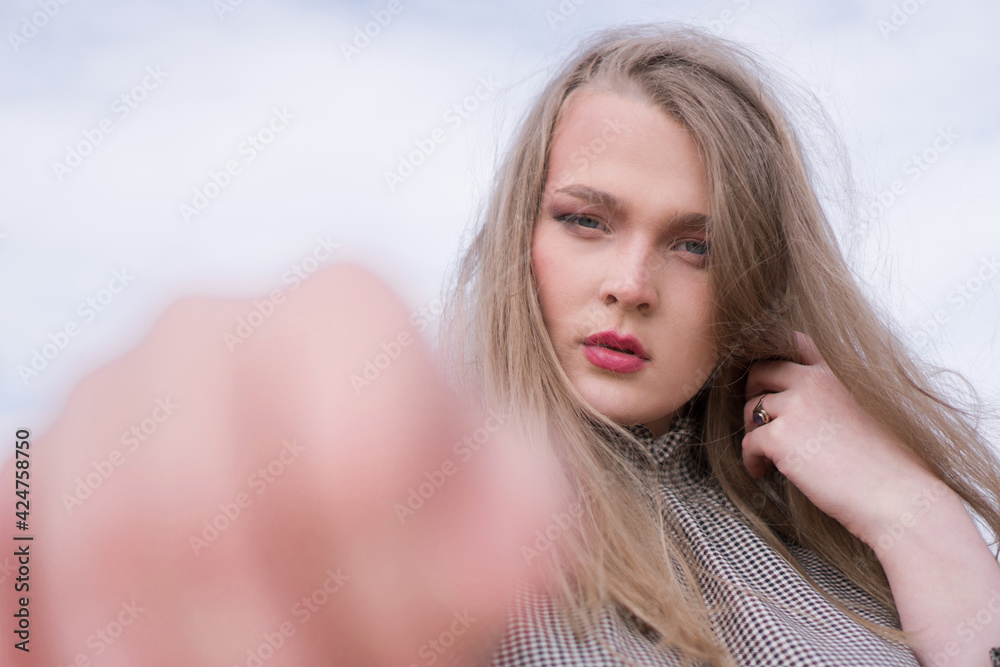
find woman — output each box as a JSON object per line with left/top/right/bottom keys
{"left": 4, "top": 22, "right": 998, "bottom": 667}
{"left": 437, "top": 23, "right": 1000, "bottom": 666}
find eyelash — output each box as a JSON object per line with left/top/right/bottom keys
{"left": 553, "top": 213, "right": 710, "bottom": 257}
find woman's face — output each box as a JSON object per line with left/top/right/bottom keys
{"left": 531, "top": 88, "right": 717, "bottom": 437}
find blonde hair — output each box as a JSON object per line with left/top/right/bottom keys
{"left": 437, "top": 23, "right": 1000, "bottom": 666}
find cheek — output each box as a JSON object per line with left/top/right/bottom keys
{"left": 530, "top": 227, "right": 567, "bottom": 324}
{"left": 683, "top": 286, "right": 716, "bottom": 365}
{"left": 662, "top": 279, "right": 713, "bottom": 340}
{"left": 530, "top": 225, "right": 557, "bottom": 290}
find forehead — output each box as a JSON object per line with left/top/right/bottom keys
{"left": 545, "top": 88, "right": 709, "bottom": 216}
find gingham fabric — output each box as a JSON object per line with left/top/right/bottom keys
{"left": 487, "top": 404, "right": 923, "bottom": 666}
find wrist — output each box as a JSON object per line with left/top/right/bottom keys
{"left": 860, "top": 475, "right": 955, "bottom": 557}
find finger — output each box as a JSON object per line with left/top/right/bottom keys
{"left": 793, "top": 331, "right": 825, "bottom": 366}
{"left": 740, "top": 428, "right": 771, "bottom": 479}
{"left": 1, "top": 263, "right": 562, "bottom": 667}
{"left": 2, "top": 292, "right": 272, "bottom": 666}
{"left": 744, "top": 359, "right": 794, "bottom": 402}
{"left": 743, "top": 389, "right": 782, "bottom": 432}
{"left": 211, "top": 262, "right": 563, "bottom": 664}
{"left": 745, "top": 332, "right": 826, "bottom": 399}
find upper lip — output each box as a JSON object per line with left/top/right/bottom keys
{"left": 583, "top": 330, "right": 650, "bottom": 360}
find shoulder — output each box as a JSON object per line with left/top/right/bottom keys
{"left": 488, "top": 584, "right": 683, "bottom": 667}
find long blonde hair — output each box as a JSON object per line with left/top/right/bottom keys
{"left": 437, "top": 23, "right": 1000, "bottom": 665}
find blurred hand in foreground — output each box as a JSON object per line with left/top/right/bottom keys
{"left": 2, "top": 262, "right": 562, "bottom": 666}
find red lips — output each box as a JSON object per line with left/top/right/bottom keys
{"left": 582, "top": 330, "right": 650, "bottom": 360}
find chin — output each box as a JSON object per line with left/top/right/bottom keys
{"left": 579, "top": 389, "right": 647, "bottom": 425}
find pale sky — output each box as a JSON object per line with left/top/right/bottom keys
{"left": 1, "top": 0, "right": 998, "bottom": 453}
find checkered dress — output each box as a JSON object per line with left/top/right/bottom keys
{"left": 487, "top": 407, "right": 924, "bottom": 666}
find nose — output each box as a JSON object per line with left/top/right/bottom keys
{"left": 598, "top": 243, "right": 658, "bottom": 314}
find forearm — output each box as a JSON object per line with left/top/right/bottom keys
{"left": 873, "top": 486, "right": 1000, "bottom": 667}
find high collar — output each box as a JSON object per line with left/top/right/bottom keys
{"left": 622, "top": 408, "right": 701, "bottom": 471}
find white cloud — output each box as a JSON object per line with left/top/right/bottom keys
{"left": 1, "top": 0, "right": 997, "bottom": 451}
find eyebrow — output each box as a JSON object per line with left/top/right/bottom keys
{"left": 552, "top": 184, "right": 710, "bottom": 232}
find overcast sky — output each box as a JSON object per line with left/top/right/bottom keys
{"left": 2, "top": 0, "right": 998, "bottom": 452}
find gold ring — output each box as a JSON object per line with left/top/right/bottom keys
{"left": 752, "top": 393, "right": 771, "bottom": 426}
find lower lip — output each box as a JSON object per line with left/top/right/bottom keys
{"left": 582, "top": 344, "right": 648, "bottom": 373}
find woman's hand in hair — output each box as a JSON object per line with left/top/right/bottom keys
{"left": 740, "top": 330, "right": 946, "bottom": 549}
{"left": 0, "top": 262, "right": 559, "bottom": 667}
{"left": 742, "top": 331, "right": 1000, "bottom": 666}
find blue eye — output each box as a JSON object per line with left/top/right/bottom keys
{"left": 555, "top": 213, "right": 606, "bottom": 231}
{"left": 680, "top": 240, "right": 709, "bottom": 256}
